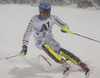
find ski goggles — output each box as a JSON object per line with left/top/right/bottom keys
{"left": 41, "top": 10, "right": 50, "bottom": 15}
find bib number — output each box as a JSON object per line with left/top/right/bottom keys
{"left": 40, "top": 22, "right": 50, "bottom": 31}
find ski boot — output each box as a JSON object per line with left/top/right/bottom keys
{"left": 78, "top": 62, "right": 90, "bottom": 76}
{"left": 60, "top": 59, "right": 70, "bottom": 76}
{"left": 63, "top": 67, "right": 70, "bottom": 75}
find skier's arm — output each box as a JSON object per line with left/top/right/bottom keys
{"left": 22, "top": 22, "right": 33, "bottom": 46}
{"left": 20, "top": 20, "right": 33, "bottom": 56}
{"left": 54, "top": 16, "right": 73, "bottom": 34}
{"left": 54, "top": 15, "right": 68, "bottom": 28}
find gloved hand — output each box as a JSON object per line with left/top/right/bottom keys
{"left": 20, "top": 45, "right": 27, "bottom": 56}
{"left": 61, "top": 27, "right": 74, "bottom": 34}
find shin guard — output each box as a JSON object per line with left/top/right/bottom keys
{"left": 42, "top": 44, "right": 63, "bottom": 63}
{"left": 59, "top": 48, "right": 81, "bottom": 65}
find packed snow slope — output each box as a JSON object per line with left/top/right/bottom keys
{"left": 0, "top": 4, "right": 100, "bottom": 78}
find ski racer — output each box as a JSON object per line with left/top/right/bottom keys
{"left": 20, "top": 2, "right": 90, "bottom": 76}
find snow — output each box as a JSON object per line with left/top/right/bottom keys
{"left": 0, "top": 4, "right": 100, "bottom": 78}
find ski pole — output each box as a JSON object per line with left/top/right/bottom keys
{"left": 0, "top": 54, "right": 20, "bottom": 60}
{"left": 39, "top": 54, "right": 52, "bottom": 66}
{"left": 73, "top": 33, "right": 100, "bottom": 43}
{"left": 61, "top": 27, "right": 100, "bottom": 43}
{"left": 5, "top": 54, "right": 20, "bottom": 59}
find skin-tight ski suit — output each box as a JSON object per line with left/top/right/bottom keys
{"left": 22, "top": 14, "right": 80, "bottom": 65}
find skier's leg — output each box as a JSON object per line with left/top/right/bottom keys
{"left": 35, "top": 39, "right": 70, "bottom": 72}
{"left": 42, "top": 43, "right": 71, "bottom": 75}
{"left": 59, "top": 48, "right": 90, "bottom": 75}
{"left": 59, "top": 48, "right": 80, "bottom": 65}
{"left": 42, "top": 43, "right": 63, "bottom": 63}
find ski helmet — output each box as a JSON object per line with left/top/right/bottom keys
{"left": 39, "top": 2, "right": 51, "bottom": 11}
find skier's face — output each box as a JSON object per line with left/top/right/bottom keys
{"left": 40, "top": 10, "right": 50, "bottom": 19}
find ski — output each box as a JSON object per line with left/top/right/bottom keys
{"left": 63, "top": 69, "right": 70, "bottom": 78}
{"left": 85, "top": 71, "right": 91, "bottom": 78}
{"left": 63, "top": 68, "right": 91, "bottom": 78}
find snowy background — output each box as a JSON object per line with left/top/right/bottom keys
{"left": 0, "top": 4, "right": 100, "bottom": 78}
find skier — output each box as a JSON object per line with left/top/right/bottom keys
{"left": 20, "top": 2, "right": 90, "bottom": 76}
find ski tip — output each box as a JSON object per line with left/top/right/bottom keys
{"left": 85, "top": 71, "right": 91, "bottom": 78}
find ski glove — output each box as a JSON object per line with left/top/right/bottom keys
{"left": 20, "top": 45, "right": 27, "bottom": 56}
{"left": 61, "top": 27, "right": 74, "bottom": 34}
